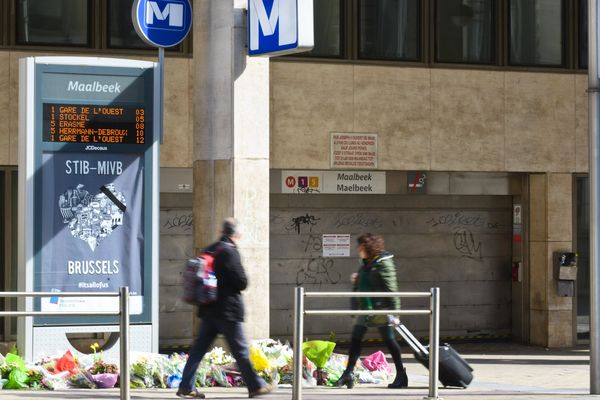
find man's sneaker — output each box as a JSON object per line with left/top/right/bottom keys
{"left": 176, "top": 388, "right": 206, "bottom": 399}
{"left": 249, "top": 384, "right": 274, "bottom": 398}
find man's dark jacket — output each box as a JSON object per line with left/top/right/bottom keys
{"left": 197, "top": 236, "right": 248, "bottom": 322}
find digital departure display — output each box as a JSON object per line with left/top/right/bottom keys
{"left": 43, "top": 103, "right": 147, "bottom": 145}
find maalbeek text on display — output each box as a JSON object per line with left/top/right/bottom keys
{"left": 67, "top": 80, "right": 122, "bottom": 94}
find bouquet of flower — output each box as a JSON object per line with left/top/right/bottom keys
{"left": 55, "top": 350, "right": 79, "bottom": 375}
{"left": 165, "top": 353, "right": 186, "bottom": 388}
{"left": 26, "top": 368, "right": 44, "bottom": 389}
{"left": 152, "top": 355, "right": 169, "bottom": 389}
{"left": 131, "top": 356, "right": 157, "bottom": 388}
{"left": 204, "top": 347, "right": 234, "bottom": 366}
{"left": 87, "top": 343, "right": 119, "bottom": 389}
{"left": 3, "top": 353, "right": 29, "bottom": 389}
{"left": 40, "top": 370, "right": 69, "bottom": 390}
{"left": 69, "top": 370, "right": 96, "bottom": 389}
{"left": 88, "top": 360, "right": 119, "bottom": 375}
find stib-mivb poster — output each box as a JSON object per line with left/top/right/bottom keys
{"left": 39, "top": 152, "right": 144, "bottom": 313}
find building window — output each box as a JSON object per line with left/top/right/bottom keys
{"left": 435, "top": 0, "right": 496, "bottom": 64}
{"left": 580, "top": 0, "right": 588, "bottom": 69}
{"left": 108, "top": 0, "right": 153, "bottom": 49}
{"left": 509, "top": 0, "right": 565, "bottom": 66}
{"left": 16, "top": 0, "right": 90, "bottom": 46}
{"left": 303, "top": 0, "right": 343, "bottom": 57}
{"left": 359, "top": 0, "right": 420, "bottom": 61}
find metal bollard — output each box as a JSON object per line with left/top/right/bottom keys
{"left": 119, "top": 286, "right": 130, "bottom": 400}
{"left": 292, "top": 286, "right": 304, "bottom": 400}
{"left": 425, "top": 287, "right": 441, "bottom": 400}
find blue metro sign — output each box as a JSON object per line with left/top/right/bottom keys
{"left": 132, "top": 0, "right": 192, "bottom": 48}
{"left": 248, "top": 0, "right": 314, "bottom": 56}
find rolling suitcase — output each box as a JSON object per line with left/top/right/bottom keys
{"left": 394, "top": 321, "right": 474, "bottom": 388}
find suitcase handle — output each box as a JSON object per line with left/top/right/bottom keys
{"left": 390, "top": 316, "right": 429, "bottom": 356}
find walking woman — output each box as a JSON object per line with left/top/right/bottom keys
{"left": 335, "top": 233, "right": 408, "bottom": 389}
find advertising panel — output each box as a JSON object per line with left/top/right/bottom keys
{"left": 20, "top": 58, "right": 157, "bottom": 326}
{"left": 39, "top": 152, "right": 144, "bottom": 313}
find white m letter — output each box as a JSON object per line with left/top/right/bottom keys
{"left": 146, "top": 1, "right": 184, "bottom": 27}
{"left": 249, "top": 0, "right": 297, "bottom": 51}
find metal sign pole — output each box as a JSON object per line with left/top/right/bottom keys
{"left": 292, "top": 286, "right": 304, "bottom": 400}
{"left": 120, "top": 286, "right": 130, "bottom": 400}
{"left": 425, "top": 287, "right": 440, "bottom": 400}
{"left": 158, "top": 47, "right": 165, "bottom": 144}
{"left": 590, "top": 0, "right": 600, "bottom": 394}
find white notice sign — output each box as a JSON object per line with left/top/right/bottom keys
{"left": 323, "top": 234, "right": 351, "bottom": 257}
{"left": 331, "top": 133, "right": 378, "bottom": 169}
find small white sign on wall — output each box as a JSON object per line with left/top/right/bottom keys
{"left": 331, "top": 133, "right": 378, "bottom": 169}
{"left": 323, "top": 234, "right": 351, "bottom": 257}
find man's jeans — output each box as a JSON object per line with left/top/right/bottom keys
{"left": 180, "top": 317, "right": 266, "bottom": 393}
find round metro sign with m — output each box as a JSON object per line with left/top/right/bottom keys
{"left": 132, "top": 0, "right": 192, "bottom": 48}
{"left": 248, "top": 0, "right": 314, "bottom": 56}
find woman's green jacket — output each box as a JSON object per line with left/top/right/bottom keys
{"left": 355, "top": 252, "right": 400, "bottom": 312}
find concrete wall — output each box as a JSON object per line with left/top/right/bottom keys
{"left": 0, "top": 51, "right": 193, "bottom": 168}
{"left": 528, "top": 173, "right": 575, "bottom": 347}
{"left": 270, "top": 62, "right": 588, "bottom": 174}
{"left": 159, "top": 194, "right": 195, "bottom": 349}
{"left": 271, "top": 194, "right": 513, "bottom": 342}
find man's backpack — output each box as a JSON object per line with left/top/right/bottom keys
{"left": 183, "top": 247, "right": 221, "bottom": 305}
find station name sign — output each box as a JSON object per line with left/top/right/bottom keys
{"left": 67, "top": 80, "right": 122, "bottom": 94}
{"left": 282, "top": 170, "right": 386, "bottom": 194}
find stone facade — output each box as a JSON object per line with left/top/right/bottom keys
{"left": 270, "top": 62, "right": 587, "bottom": 174}
{"left": 0, "top": 32, "right": 587, "bottom": 347}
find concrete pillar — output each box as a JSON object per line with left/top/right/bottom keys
{"left": 528, "top": 173, "right": 574, "bottom": 347}
{"left": 192, "top": 0, "right": 270, "bottom": 340}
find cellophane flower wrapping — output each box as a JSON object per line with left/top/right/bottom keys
{"left": 0, "top": 338, "right": 389, "bottom": 391}
{"left": 130, "top": 355, "right": 157, "bottom": 388}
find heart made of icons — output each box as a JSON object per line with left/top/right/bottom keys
{"left": 58, "top": 183, "right": 127, "bottom": 251}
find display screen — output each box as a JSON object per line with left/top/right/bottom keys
{"left": 43, "top": 103, "right": 147, "bottom": 145}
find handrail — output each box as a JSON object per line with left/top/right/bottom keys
{"left": 304, "top": 309, "right": 430, "bottom": 316}
{"left": 0, "top": 292, "right": 120, "bottom": 297}
{"left": 293, "top": 287, "right": 441, "bottom": 400}
{"left": 304, "top": 291, "right": 431, "bottom": 298}
{"left": 0, "top": 287, "right": 130, "bottom": 400}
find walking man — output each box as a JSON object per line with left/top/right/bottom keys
{"left": 177, "top": 218, "right": 273, "bottom": 398}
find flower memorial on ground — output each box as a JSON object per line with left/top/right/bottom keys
{"left": 87, "top": 343, "right": 119, "bottom": 388}
{"left": 0, "top": 339, "right": 391, "bottom": 390}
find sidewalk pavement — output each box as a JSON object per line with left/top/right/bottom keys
{"left": 1, "top": 342, "right": 599, "bottom": 399}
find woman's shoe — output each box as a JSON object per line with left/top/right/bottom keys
{"left": 388, "top": 367, "right": 408, "bottom": 388}
{"left": 335, "top": 371, "right": 355, "bottom": 389}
